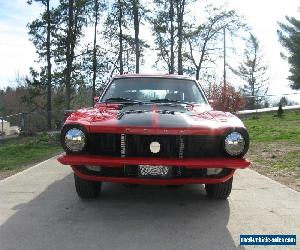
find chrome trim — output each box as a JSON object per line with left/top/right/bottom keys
{"left": 177, "top": 136, "right": 185, "bottom": 176}
{"left": 224, "top": 132, "right": 245, "bottom": 156}
{"left": 120, "top": 134, "right": 126, "bottom": 158}
{"left": 64, "top": 128, "right": 86, "bottom": 152}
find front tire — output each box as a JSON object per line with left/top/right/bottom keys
{"left": 205, "top": 177, "right": 233, "bottom": 199}
{"left": 74, "top": 174, "right": 101, "bottom": 199}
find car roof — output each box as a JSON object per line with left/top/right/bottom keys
{"left": 112, "top": 74, "right": 196, "bottom": 81}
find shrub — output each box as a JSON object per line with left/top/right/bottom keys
{"left": 207, "top": 83, "right": 246, "bottom": 113}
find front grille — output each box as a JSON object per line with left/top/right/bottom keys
{"left": 87, "top": 133, "right": 223, "bottom": 158}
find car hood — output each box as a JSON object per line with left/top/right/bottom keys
{"left": 65, "top": 103, "right": 245, "bottom": 134}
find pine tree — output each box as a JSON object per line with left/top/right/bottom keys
{"left": 152, "top": 0, "right": 206, "bottom": 75}
{"left": 278, "top": 16, "right": 300, "bottom": 89}
{"left": 89, "top": 0, "right": 106, "bottom": 102}
{"left": 52, "top": 0, "right": 91, "bottom": 110}
{"left": 127, "top": 0, "right": 148, "bottom": 73}
{"left": 152, "top": 0, "right": 177, "bottom": 73}
{"left": 92, "top": 0, "right": 100, "bottom": 101}
{"left": 104, "top": 0, "right": 135, "bottom": 74}
{"left": 27, "top": 0, "right": 54, "bottom": 129}
{"left": 231, "top": 33, "right": 269, "bottom": 109}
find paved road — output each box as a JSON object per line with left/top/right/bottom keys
{"left": 0, "top": 157, "right": 299, "bottom": 250}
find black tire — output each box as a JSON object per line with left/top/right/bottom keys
{"left": 123, "top": 183, "right": 140, "bottom": 188}
{"left": 74, "top": 174, "right": 101, "bottom": 199}
{"left": 205, "top": 177, "right": 233, "bottom": 199}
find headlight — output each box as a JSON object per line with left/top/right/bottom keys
{"left": 224, "top": 131, "right": 245, "bottom": 156}
{"left": 64, "top": 128, "right": 86, "bottom": 153}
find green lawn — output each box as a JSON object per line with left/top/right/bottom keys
{"left": 243, "top": 110, "right": 300, "bottom": 171}
{"left": 0, "top": 133, "right": 62, "bottom": 171}
{"left": 243, "top": 110, "right": 300, "bottom": 143}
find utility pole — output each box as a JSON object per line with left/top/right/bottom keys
{"left": 223, "top": 27, "right": 226, "bottom": 88}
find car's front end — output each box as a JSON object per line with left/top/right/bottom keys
{"left": 58, "top": 74, "right": 250, "bottom": 199}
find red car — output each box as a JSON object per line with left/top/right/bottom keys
{"left": 58, "top": 74, "right": 250, "bottom": 199}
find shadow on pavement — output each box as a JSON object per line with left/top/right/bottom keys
{"left": 0, "top": 174, "right": 244, "bottom": 250}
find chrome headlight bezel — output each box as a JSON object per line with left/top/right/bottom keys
{"left": 61, "top": 126, "right": 87, "bottom": 153}
{"left": 223, "top": 130, "right": 249, "bottom": 157}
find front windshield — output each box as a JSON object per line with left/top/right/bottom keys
{"left": 101, "top": 77, "right": 207, "bottom": 104}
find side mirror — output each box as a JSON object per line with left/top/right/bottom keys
{"left": 93, "top": 96, "right": 99, "bottom": 104}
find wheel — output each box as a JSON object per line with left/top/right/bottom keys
{"left": 74, "top": 174, "right": 101, "bottom": 199}
{"left": 205, "top": 177, "right": 233, "bottom": 199}
{"left": 123, "top": 183, "right": 140, "bottom": 188}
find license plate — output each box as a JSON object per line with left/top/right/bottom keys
{"left": 138, "top": 165, "right": 172, "bottom": 178}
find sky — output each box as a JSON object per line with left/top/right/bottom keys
{"left": 226, "top": 0, "right": 300, "bottom": 100}
{"left": 0, "top": 0, "right": 300, "bottom": 102}
{"left": 0, "top": 0, "right": 40, "bottom": 86}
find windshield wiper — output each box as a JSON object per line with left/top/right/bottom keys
{"left": 150, "top": 98, "right": 193, "bottom": 105}
{"left": 104, "top": 97, "right": 143, "bottom": 104}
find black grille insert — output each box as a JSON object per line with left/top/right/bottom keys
{"left": 126, "top": 134, "right": 180, "bottom": 158}
{"left": 88, "top": 133, "right": 121, "bottom": 156}
{"left": 87, "top": 133, "right": 223, "bottom": 158}
{"left": 183, "top": 135, "right": 223, "bottom": 158}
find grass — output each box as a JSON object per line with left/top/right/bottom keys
{"left": 253, "top": 150, "right": 300, "bottom": 170}
{"left": 0, "top": 133, "right": 62, "bottom": 171}
{"left": 243, "top": 110, "right": 300, "bottom": 143}
{"left": 243, "top": 109, "right": 300, "bottom": 171}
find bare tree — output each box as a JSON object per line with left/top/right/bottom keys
{"left": 185, "top": 6, "right": 246, "bottom": 80}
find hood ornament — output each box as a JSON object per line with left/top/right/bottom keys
{"left": 150, "top": 141, "right": 160, "bottom": 154}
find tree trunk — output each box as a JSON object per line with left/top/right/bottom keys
{"left": 92, "top": 0, "right": 99, "bottom": 104}
{"left": 118, "top": 0, "right": 124, "bottom": 75}
{"left": 46, "top": 0, "right": 52, "bottom": 129}
{"left": 177, "top": 0, "right": 185, "bottom": 75}
{"left": 65, "top": 0, "right": 74, "bottom": 110}
{"left": 133, "top": 0, "right": 140, "bottom": 73}
{"left": 195, "top": 67, "right": 200, "bottom": 80}
{"left": 195, "top": 41, "right": 208, "bottom": 80}
{"left": 169, "top": 0, "right": 175, "bottom": 74}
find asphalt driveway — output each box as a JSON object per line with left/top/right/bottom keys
{"left": 0, "top": 156, "right": 299, "bottom": 250}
